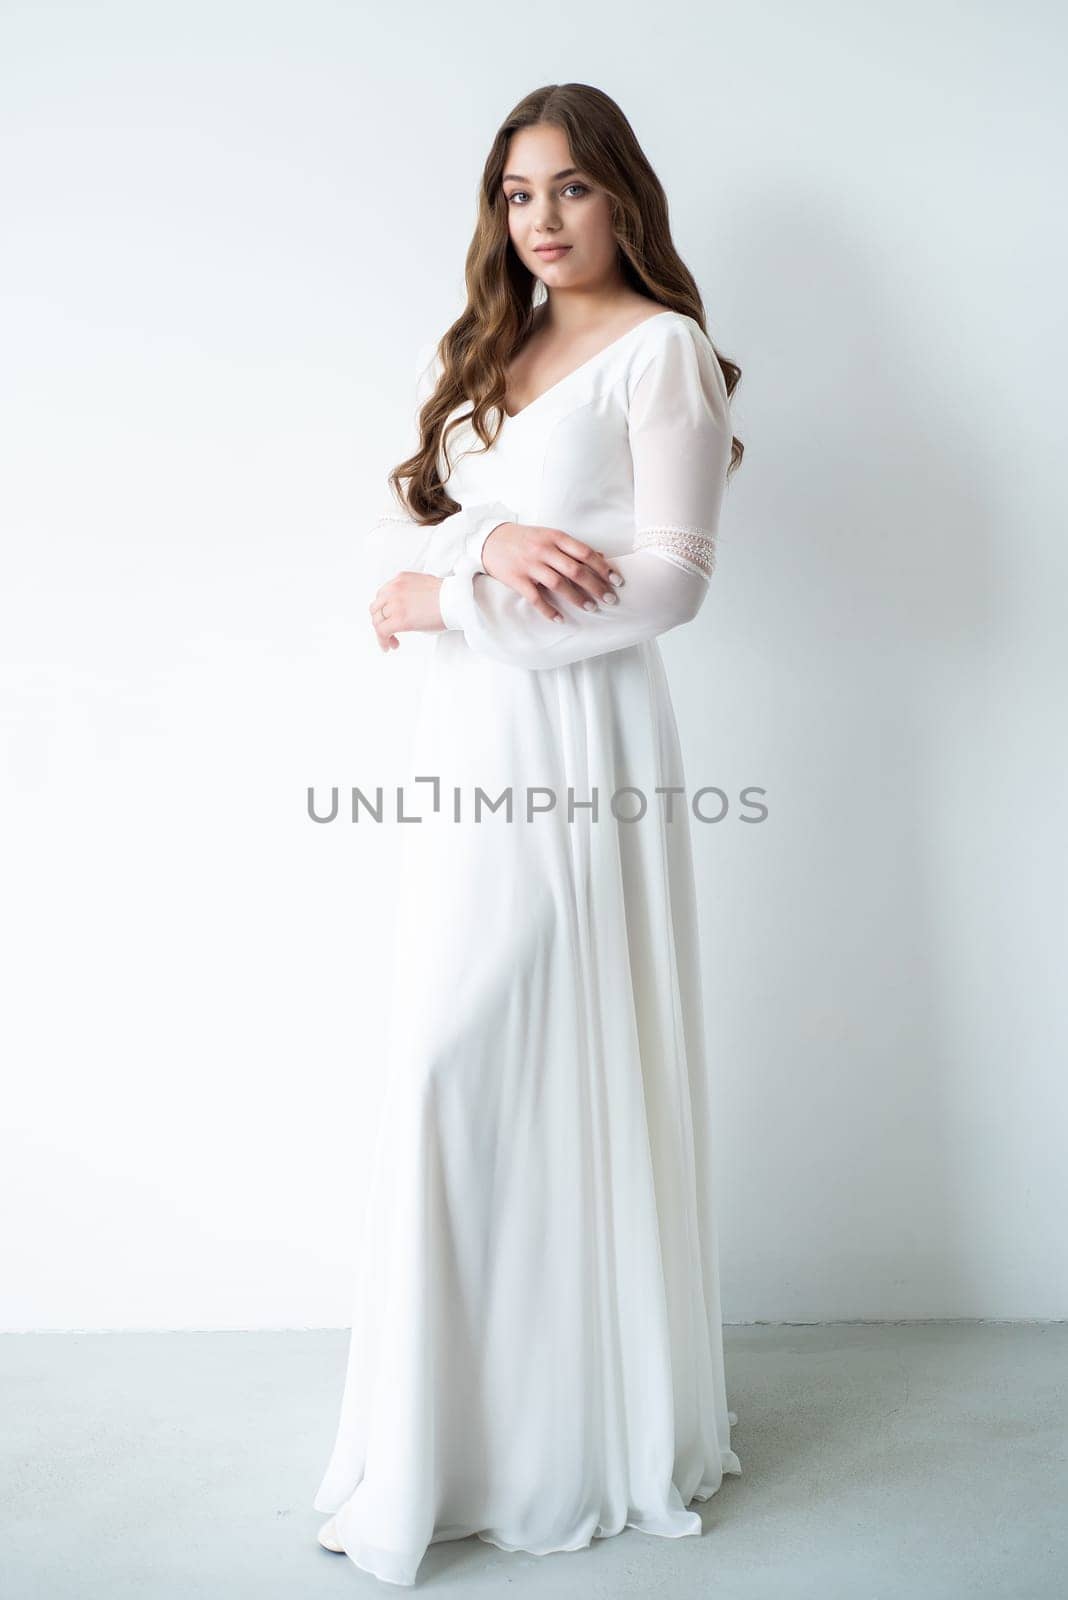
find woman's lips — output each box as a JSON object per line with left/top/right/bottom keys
{"left": 534, "top": 245, "right": 571, "bottom": 260}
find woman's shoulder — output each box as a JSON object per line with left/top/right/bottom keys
{"left": 410, "top": 307, "right": 720, "bottom": 415}
{"left": 626, "top": 308, "right": 716, "bottom": 367}
{"left": 623, "top": 308, "right": 727, "bottom": 409}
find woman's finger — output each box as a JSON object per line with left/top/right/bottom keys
{"left": 516, "top": 575, "right": 565, "bottom": 623}
{"left": 532, "top": 559, "right": 618, "bottom": 616}
{"left": 532, "top": 540, "right": 622, "bottom": 609}
{"left": 544, "top": 532, "right": 623, "bottom": 589}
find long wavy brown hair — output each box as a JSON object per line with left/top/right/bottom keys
{"left": 389, "top": 82, "right": 743, "bottom": 528}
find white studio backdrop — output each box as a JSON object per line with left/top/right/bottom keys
{"left": 0, "top": 0, "right": 1064, "bottom": 1330}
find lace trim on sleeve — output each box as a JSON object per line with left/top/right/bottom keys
{"left": 633, "top": 524, "right": 717, "bottom": 578}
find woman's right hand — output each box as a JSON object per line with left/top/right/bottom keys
{"left": 480, "top": 523, "right": 625, "bottom": 623}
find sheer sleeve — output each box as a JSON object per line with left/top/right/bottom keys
{"left": 364, "top": 498, "right": 515, "bottom": 588}
{"left": 436, "top": 318, "right": 732, "bottom": 670}
{"left": 362, "top": 342, "right": 516, "bottom": 589}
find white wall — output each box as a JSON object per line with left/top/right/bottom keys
{"left": 1, "top": 0, "right": 1064, "bottom": 1329}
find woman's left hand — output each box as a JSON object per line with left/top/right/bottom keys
{"left": 369, "top": 572, "right": 446, "bottom": 653}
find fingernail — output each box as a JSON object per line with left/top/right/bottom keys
{"left": 583, "top": 600, "right": 596, "bottom": 612}
{"left": 551, "top": 613, "right": 563, "bottom": 623}
{"left": 602, "top": 592, "right": 618, "bottom": 605}
{"left": 610, "top": 572, "right": 623, "bottom": 585}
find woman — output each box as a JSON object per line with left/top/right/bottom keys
{"left": 313, "top": 82, "right": 744, "bottom": 1587}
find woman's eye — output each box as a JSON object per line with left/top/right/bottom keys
{"left": 505, "top": 183, "right": 589, "bottom": 205}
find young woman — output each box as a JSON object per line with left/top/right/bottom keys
{"left": 313, "top": 82, "right": 744, "bottom": 1587}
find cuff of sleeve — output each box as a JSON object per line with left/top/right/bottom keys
{"left": 462, "top": 503, "right": 515, "bottom": 572}
{"left": 438, "top": 553, "right": 481, "bottom": 632}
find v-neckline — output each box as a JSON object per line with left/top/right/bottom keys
{"left": 501, "top": 309, "right": 680, "bottom": 422}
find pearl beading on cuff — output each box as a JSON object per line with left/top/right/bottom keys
{"left": 634, "top": 524, "right": 717, "bottom": 578}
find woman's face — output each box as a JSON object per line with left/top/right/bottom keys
{"left": 501, "top": 122, "right": 619, "bottom": 292}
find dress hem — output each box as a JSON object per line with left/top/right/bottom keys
{"left": 314, "top": 1446, "right": 742, "bottom": 1588}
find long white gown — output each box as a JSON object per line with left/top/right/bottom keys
{"left": 313, "top": 308, "right": 742, "bottom": 1586}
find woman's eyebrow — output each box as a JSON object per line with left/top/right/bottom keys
{"left": 502, "top": 167, "right": 582, "bottom": 183}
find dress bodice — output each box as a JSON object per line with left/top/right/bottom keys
{"left": 431, "top": 311, "right": 698, "bottom": 560}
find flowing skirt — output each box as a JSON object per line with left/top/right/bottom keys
{"left": 313, "top": 634, "right": 741, "bottom": 1586}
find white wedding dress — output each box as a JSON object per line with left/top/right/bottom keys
{"left": 313, "top": 309, "right": 741, "bottom": 1586}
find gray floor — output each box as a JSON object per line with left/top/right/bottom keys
{"left": 3, "top": 1323, "right": 1065, "bottom": 1598}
